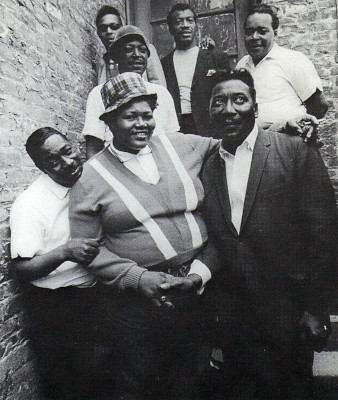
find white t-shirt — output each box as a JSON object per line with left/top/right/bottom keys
{"left": 10, "top": 174, "right": 96, "bottom": 289}
{"left": 237, "top": 43, "right": 323, "bottom": 126}
{"left": 173, "top": 46, "right": 199, "bottom": 115}
{"left": 81, "top": 80, "right": 180, "bottom": 142}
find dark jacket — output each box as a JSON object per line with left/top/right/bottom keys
{"left": 161, "top": 48, "right": 230, "bottom": 137}
{"left": 202, "top": 128, "right": 337, "bottom": 342}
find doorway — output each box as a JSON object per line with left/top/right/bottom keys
{"left": 128, "top": 0, "right": 256, "bottom": 64}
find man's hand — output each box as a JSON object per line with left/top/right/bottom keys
{"left": 160, "top": 274, "right": 202, "bottom": 293}
{"left": 200, "top": 35, "right": 216, "bottom": 50}
{"left": 285, "top": 114, "right": 322, "bottom": 145}
{"left": 138, "top": 271, "right": 175, "bottom": 308}
{"left": 63, "top": 238, "right": 100, "bottom": 264}
{"left": 299, "top": 311, "right": 330, "bottom": 352}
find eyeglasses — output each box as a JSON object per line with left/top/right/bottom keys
{"left": 97, "top": 23, "right": 121, "bottom": 33}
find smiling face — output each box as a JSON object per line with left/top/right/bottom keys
{"left": 114, "top": 38, "right": 149, "bottom": 75}
{"left": 169, "top": 9, "right": 197, "bottom": 49}
{"left": 209, "top": 79, "right": 257, "bottom": 150}
{"left": 39, "top": 134, "right": 82, "bottom": 187}
{"left": 244, "top": 13, "right": 277, "bottom": 64}
{"left": 97, "top": 13, "right": 122, "bottom": 50}
{"left": 107, "top": 98, "right": 156, "bottom": 154}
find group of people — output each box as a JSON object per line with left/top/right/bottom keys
{"left": 9, "top": 3, "right": 337, "bottom": 400}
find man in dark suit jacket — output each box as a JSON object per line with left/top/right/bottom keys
{"left": 161, "top": 3, "right": 230, "bottom": 136}
{"left": 202, "top": 69, "right": 337, "bottom": 399}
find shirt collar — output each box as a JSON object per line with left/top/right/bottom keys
{"left": 219, "top": 123, "right": 258, "bottom": 161}
{"left": 264, "top": 42, "right": 279, "bottom": 59}
{"left": 174, "top": 45, "right": 199, "bottom": 55}
{"left": 108, "top": 141, "right": 152, "bottom": 163}
{"left": 247, "top": 42, "right": 279, "bottom": 67}
{"left": 42, "top": 173, "right": 70, "bottom": 199}
{"left": 103, "top": 52, "right": 114, "bottom": 64}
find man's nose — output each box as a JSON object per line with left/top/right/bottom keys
{"left": 132, "top": 48, "right": 141, "bottom": 57}
{"left": 223, "top": 100, "right": 236, "bottom": 114}
{"left": 252, "top": 31, "right": 259, "bottom": 39}
{"left": 61, "top": 156, "right": 75, "bottom": 168}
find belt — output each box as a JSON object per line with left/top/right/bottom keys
{"left": 148, "top": 259, "right": 193, "bottom": 277}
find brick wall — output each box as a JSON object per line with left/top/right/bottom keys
{"left": 0, "top": 0, "right": 125, "bottom": 398}
{"left": 263, "top": 0, "right": 338, "bottom": 202}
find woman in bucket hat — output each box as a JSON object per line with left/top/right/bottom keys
{"left": 69, "top": 72, "right": 220, "bottom": 400}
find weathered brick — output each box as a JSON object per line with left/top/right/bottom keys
{"left": 0, "top": 0, "right": 126, "bottom": 397}
{"left": 272, "top": 0, "right": 338, "bottom": 199}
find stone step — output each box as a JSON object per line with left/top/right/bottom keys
{"left": 313, "top": 316, "right": 338, "bottom": 377}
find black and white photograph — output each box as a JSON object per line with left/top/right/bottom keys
{"left": 0, "top": 0, "right": 337, "bottom": 399}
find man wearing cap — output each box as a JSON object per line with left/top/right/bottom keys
{"left": 95, "top": 5, "right": 166, "bottom": 86}
{"left": 82, "top": 25, "right": 180, "bottom": 159}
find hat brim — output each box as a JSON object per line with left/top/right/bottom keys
{"left": 99, "top": 92, "right": 157, "bottom": 121}
{"left": 108, "top": 34, "right": 150, "bottom": 62}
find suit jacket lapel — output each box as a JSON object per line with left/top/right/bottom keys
{"left": 192, "top": 49, "right": 208, "bottom": 89}
{"left": 212, "top": 153, "right": 238, "bottom": 235}
{"left": 241, "top": 129, "right": 271, "bottom": 231}
{"left": 166, "top": 52, "right": 181, "bottom": 108}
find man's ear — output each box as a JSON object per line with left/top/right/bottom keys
{"left": 254, "top": 103, "right": 258, "bottom": 118}
{"left": 35, "top": 160, "right": 46, "bottom": 174}
{"left": 273, "top": 29, "right": 278, "bottom": 37}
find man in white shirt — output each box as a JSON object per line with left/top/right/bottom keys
{"left": 237, "top": 3, "right": 328, "bottom": 129}
{"left": 161, "top": 3, "right": 230, "bottom": 136}
{"left": 83, "top": 25, "right": 180, "bottom": 159}
{"left": 201, "top": 69, "right": 336, "bottom": 399}
{"left": 10, "top": 127, "right": 101, "bottom": 399}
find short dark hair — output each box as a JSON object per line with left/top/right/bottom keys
{"left": 95, "top": 5, "right": 122, "bottom": 28}
{"left": 245, "top": 4, "right": 279, "bottom": 30}
{"left": 167, "top": 3, "right": 197, "bottom": 28}
{"left": 26, "top": 127, "right": 65, "bottom": 169}
{"left": 210, "top": 69, "right": 256, "bottom": 103}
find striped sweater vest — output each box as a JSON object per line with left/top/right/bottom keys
{"left": 81, "top": 133, "right": 212, "bottom": 269}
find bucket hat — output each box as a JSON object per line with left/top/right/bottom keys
{"left": 99, "top": 72, "right": 157, "bottom": 120}
{"left": 108, "top": 25, "right": 150, "bottom": 61}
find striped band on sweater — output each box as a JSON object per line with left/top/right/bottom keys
{"left": 89, "top": 158, "right": 177, "bottom": 260}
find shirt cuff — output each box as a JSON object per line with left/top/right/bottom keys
{"left": 122, "top": 265, "right": 148, "bottom": 290}
{"left": 188, "top": 259, "right": 212, "bottom": 295}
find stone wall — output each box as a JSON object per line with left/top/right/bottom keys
{"left": 263, "top": 0, "right": 338, "bottom": 201}
{"left": 0, "top": 0, "right": 125, "bottom": 398}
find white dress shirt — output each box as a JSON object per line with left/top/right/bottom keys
{"left": 219, "top": 124, "right": 258, "bottom": 233}
{"left": 10, "top": 174, "right": 96, "bottom": 289}
{"left": 108, "top": 141, "right": 211, "bottom": 291}
{"left": 237, "top": 43, "right": 323, "bottom": 127}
